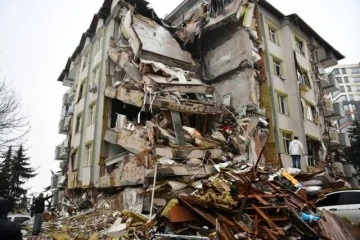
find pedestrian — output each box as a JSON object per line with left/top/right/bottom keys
{"left": 0, "top": 197, "right": 23, "bottom": 240}
{"left": 32, "top": 193, "right": 53, "bottom": 236}
{"left": 288, "top": 136, "right": 305, "bottom": 169}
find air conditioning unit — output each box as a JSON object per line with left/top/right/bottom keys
{"left": 88, "top": 82, "right": 98, "bottom": 93}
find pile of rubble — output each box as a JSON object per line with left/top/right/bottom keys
{"left": 24, "top": 166, "right": 360, "bottom": 239}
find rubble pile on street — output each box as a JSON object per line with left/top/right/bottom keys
{"left": 25, "top": 167, "right": 360, "bottom": 239}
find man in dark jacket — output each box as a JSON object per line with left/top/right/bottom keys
{"left": 32, "top": 193, "right": 53, "bottom": 235}
{"left": 0, "top": 197, "right": 22, "bottom": 240}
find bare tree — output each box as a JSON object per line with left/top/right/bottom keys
{"left": 0, "top": 78, "right": 29, "bottom": 152}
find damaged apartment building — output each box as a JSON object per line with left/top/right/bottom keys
{"left": 53, "top": 0, "right": 349, "bottom": 206}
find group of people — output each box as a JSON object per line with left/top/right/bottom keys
{"left": 0, "top": 193, "right": 52, "bottom": 239}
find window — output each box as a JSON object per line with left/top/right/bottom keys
{"left": 82, "top": 52, "right": 89, "bottom": 71}
{"left": 294, "top": 36, "right": 305, "bottom": 55}
{"left": 89, "top": 103, "right": 96, "bottom": 125}
{"left": 336, "top": 77, "right": 343, "bottom": 84}
{"left": 341, "top": 68, "right": 347, "bottom": 74}
{"left": 93, "top": 67, "right": 100, "bottom": 84}
{"left": 315, "top": 193, "right": 340, "bottom": 207}
{"left": 268, "top": 25, "right": 278, "bottom": 45}
{"left": 272, "top": 57, "right": 283, "bottom": 77}
{"left": 354, "top": 77, "right": 360, "bottom": 83}
{"left": 339, "top": 86, "right": 345, "bottom": 92}
{"left": 350, "top": 104, "right": 357, "bottom": 111}
{"left": 347, "top": 86, "right": 351, "bottom": 92}
{"left": 77, "top": 80, "right": 86, "bottom": 102}
{"left": 95, "top": 35, "right": 103, "bottom": 53}
{"left": 305, "top": 103, "right": 317, "bottom": 122}
{"left": 281, "top": 132, "right": 292, "bottom": 154}
{"left": 349, "top": 95, "right": 354, "bottom": 101}
{"left": 75, "top": 114, "right": 82, "bottom": 133}
{"left": 343, "top": 104, "right": 350, "bottom": 112}
{"left": 355, "top": 86, "right": 360, "bottom": 92}
{"left": 296, "top": 67, "right": 311, "bottom": 88}
{"left": 71, "top": 149, "right": 78, "bottom": 170}
{"left": 339, "top": 192, "right": 360, "bottom": 205}
{"left": 350, "top": 67, "right": 360, "bottom": 74}
{"left": 85, "top": 144, "right": 93, "bottom": 166}
{"left": 277, "top": 93, "right": 288, "bottom": 115}
{"left": 332, "top": 68, "right": 340, "bottom": 75}
{"left": 344, "top": 77, "right": 349, "bottom": 83}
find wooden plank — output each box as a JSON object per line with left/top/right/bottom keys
{"left": 171, "top": 111, "right": 185, "bottom": 146}
{"left": 252, "top": 205, "right": 280, "bottom": 230}
{"left": 233, "top": 218, "right": 252, "bottom": 234}
{"left": 254, "top": 194, "right": 270, "bottom": 206}
{"left": 262, "top": 226, "right": 277, "bottom": 240}
{"left": 238, "top": 194, "right": 289, "bottom": 198}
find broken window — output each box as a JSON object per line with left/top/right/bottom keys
{"left": 296, "top": 67, "right": 311, "bottom": 88}
{"left": 277, "top": 92, "right": 288, "bottom": 115}
{"left": 268, "top": 25, "right": 279, "bottom": 45}
{"left": 281, "top": 131, "right": 292, "bottom": 154}
{"left": 85, "top": 143, "right": 93, "bottom": 166}
{"left": 110, "top": 99, "right": 151, "bottom": 128}
{"left": 294, "top": 36, "right": 305, "bottom": 55}
{"left": 272, "top": 57, "right": 283, "bottom": 77}
{"left": 89, "top": 102, "right": 96, "bottom": 125}
{"left": 75, "top": 113, "right": 82, "bottom": 133}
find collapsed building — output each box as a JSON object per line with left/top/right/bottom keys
{"left": 50, "top": 0, "right": 358, "bottom": 239}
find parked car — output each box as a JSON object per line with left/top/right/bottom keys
{"left": 7, "top": 214, "right": 33, "bottom": 226}
{"left": 315, "top": 190, "right": 360, "bottom": 225}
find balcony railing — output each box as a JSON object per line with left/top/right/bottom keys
{"left": 328, "top": 128, "right": 340, "bottom": 146}
{"left": 324, "top": 101, "right": 344, "bottom": 120}
{"left": 339, "top": 132, "right": 351, "bottom": 147}
{"left": 55, "top": 140, "right": 68, "bottom": 160}
{"left": 322, "top": 74, "right": 339, "bottom": 94}
{"left": 58, "top": 118, "right": 66, "bottom": 134}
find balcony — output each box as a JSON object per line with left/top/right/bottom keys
{"left": 324, "top": 101, "right": 344, "bottom": 120}
{"left": 322, "top": 74, "right": 339, "bottom": 94}
{"left": 51, "top": 174, "right": 58, "bottom": 189}
{"left": 55, "top": 140, "right": 68, "bottom": 160}
{"left": 58, "top": 118, "right": 66, "bottom": 134}
{"left": 62, "top": 92, "right": 70, "bottom": 105}
{"left": 64, "top": 116, "right": 71, "bottom": 131}
{"left": 67, "top": 88, "right": 75, "bottom": 103}
{"left": 339, "top": 132, "right": 351, "bottom": 147}
{"left": 328, "top": 128, "right": 340, "bottom": 146}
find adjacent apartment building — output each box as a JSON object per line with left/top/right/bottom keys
{"left": 329, "top": 63, "right": 360, "bottom": 132}
{"left": 53, "top": 0, "right": 349, "bottom": 201}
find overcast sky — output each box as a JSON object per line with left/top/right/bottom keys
{"left": 0, "top": 0, "right": 359, "bottom": 195}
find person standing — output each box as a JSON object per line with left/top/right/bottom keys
{"left": 0, "top": 197, "right": 22, "bottom": 240}
{"left": 288, "top": 136, "right": 305, "bottom": 169}
{"left": 32, "top": 193, "right": 53, "bottom": 236}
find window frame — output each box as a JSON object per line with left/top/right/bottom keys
{"left": 271, "top": 55, "right": 284, "bottom": 77}
{"left": 280, "top": 129, "right": 293, "bottom": 154}
{"left": 293, "top": 34, "right": 306, "bottom": 56}
{"left": 276, "top": 90, "right": 289, "bottom": 115}
{"left": 266, "top": 21, "right": 280, "bottom": 46}
{"left": 75, "top": 113, "right": 83, "bottom": 133}
{"left": 84, "top": 143, "right": 93, "bottom": 167}
{"left": 88, "top": 102, "right": 96, "bottom": 125}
